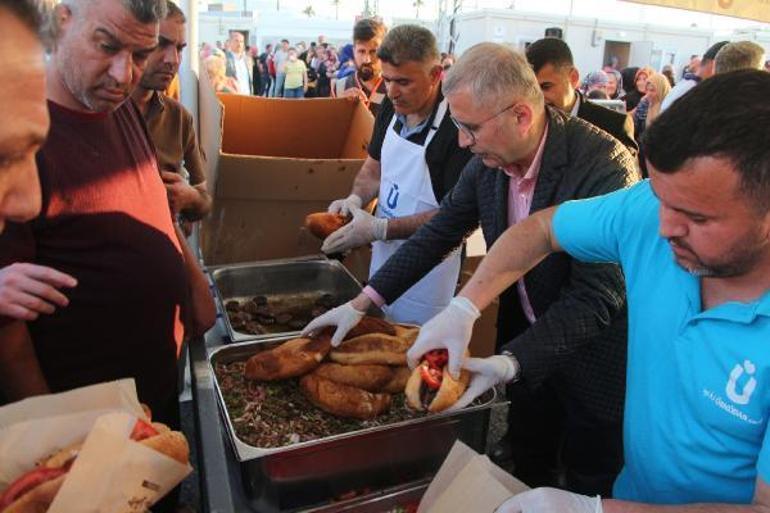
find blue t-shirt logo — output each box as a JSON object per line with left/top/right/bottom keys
{"left": 726, "top": 360, "right": 757, "bottom": 405}
{"left": 386, "top": 183, "right": 400, "bottom": 210}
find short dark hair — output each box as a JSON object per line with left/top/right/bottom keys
{"left": 353, "top": 17, "right": 386, "bottom": 44}
{"left": 165, "top": 0, "right": 185, "bottom": 22}
{"left": 526, "top": 37, "right": 574, "bottom": 73}
{"left": 377, "top": 24, "right": 437, "bottom": 66}
{"left": 0, "top": 0, "right": 42, "bottom": 35}
{"left": 642, "top": 69, "right": 770, "bottom": 212}
{"left": 702, "top": 40, "right": 729, "bottom": 63}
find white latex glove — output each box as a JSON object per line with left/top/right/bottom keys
{"left": 0, "top": 263, "right": 78, "bottom": 321}
{"left": 406, "top": 296, "right": 480, "bottom": 379}
{"left": 300, "top": 301, "right": 366, "bottom": 346}
{"left": 496, "top": 488, "right": 602, "bottom": 513}
{"left": 327, "top": 193, "right": 363, "bottom": 216}
{"left": 321, "top": 207, "right": 387, "bottom": 255}
{"left": 446, "top": 355, "right": 518, "bottom": 412}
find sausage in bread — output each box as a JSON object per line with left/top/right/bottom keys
{"left": 404, "top": 350, "right": 470, "bottom": 413}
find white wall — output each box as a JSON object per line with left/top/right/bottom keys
{"left": 454, "top": 9, "right": 715, "bottom": 77}
{"left": 198, "top": 10, "right": 353, "bottom": 50}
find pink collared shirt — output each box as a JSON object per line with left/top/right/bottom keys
{"left": 364, "top": 125, "right": 550, "bottom": 315}
{"left": 500, "top": 124, "right": 549, "bottom": 325}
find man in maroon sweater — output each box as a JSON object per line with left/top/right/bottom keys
{"left": 0, "top": 0, "right": 187, "bottom": 429}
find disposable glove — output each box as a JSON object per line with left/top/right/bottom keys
{"left": 321, "top": 207, "right": 387, "bottom": 255}
{"left": 406, "top": 296, "right": 480, "bottom": 379}
{"left": 300, "top": 301, "right": 366, "bottom": 346}
{"left": 327, "top": 193, "right": 363, "bottom": 216}
{"left": 496, "top": 487, "right": 602, "bottom": 513}
{"left": 446, "top": 355, "right": 518, "bottom": 412}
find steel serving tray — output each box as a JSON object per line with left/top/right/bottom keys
{"left": 208, "top": 337, "right": 501, "bottom": 512}
{"left": 208, "top": 256, "right": 364, "bottom": 344}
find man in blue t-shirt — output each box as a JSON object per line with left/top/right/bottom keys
{"left": 414, "top": 69, "right": 770, "bottom": 512}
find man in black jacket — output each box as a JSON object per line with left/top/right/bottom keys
{"left": 526, "top": 37, "right": 637, "bottom": 155}
{"left": 306, "top": 43, "right": 639, "bottom": 496}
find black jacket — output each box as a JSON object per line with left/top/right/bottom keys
{"left": 368, "top": 107, "right": 639, "bottom": 422}
{"left": 576, "top": 92, "right": 637, "bottom": 155}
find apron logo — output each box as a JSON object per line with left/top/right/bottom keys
{"left": 386, "top": 183, "right": 400, "bottom": 210}
{"left": 726, "top": 360, "right": 757, "bottom": 406}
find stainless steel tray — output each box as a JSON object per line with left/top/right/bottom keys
{"left": 208, "top": 256, "right": 364, "bottom": 344}
{"left": 209, "top": 337, "right": 501, "bottom": 512}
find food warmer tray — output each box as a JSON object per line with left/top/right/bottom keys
{"left": 208, "top": 256, "right": 364, "bottom": 344}
{"left": 208, "top": 337, "right": 501, "bottom": 512}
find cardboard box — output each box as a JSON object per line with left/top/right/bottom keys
{"left": 197, "top": 75, "right": 374, "bottom": 277}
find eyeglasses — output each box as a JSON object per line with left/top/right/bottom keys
{"left": 450, "top": 103, "right": 516, "bottom": 146}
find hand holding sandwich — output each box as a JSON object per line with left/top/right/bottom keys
{"left": 446, "top": 355, "right": 518, "bottom": 412}
{"left": 321, "top": 207, "right": 387, "bottom": 255}
{"left": 406, "top": 296, "right": 480, "bottom": 379}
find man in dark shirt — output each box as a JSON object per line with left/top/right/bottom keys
{"left": 526, "top": 38, "right": 637, "bottom": 155}
{"left": 334, "top": 17, "right": 388, "bottom": 117}
{"left": 308, "top": 43, "right": 637, "bottom": 496}
{"left": 131, "top": 0, "right": 211, "bottom": 223}
{"left": 259, "top": 43, "right": 273, "bottom": 96}
{"left": 0, "top": 0, "right": 186, "bottom": 431}
{"left": 318, "top": 24, "right": 472, "bottom": 327}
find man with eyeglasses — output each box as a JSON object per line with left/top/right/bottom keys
{"left": 308, "top": 43, "right": 638, "bottom": 496}
{"left": 316, "top": 25, "right": 471, "bottom": 325}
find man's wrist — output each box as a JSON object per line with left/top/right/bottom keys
{"left": 354, "top": 290, "right": 378, "bottom": 310}
{"left": 451, "top": 296, "right": 481, "bottom": 320}
{"left": 372, "top": 217, "right": 388, "bottom": 241}
{"left": 360, "top": 285, "right": 387, "bottom": 309}
{"left": 346, "top": 193, "right": 364, "bottom": 208}
{"left": 500, "top": 350, "right": 521, "bottom": 383}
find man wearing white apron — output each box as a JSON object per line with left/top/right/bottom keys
{"left": 307, "top": 25, "right": 472, "bottom": 342}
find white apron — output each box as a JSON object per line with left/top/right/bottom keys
{"left": 370, "top": 99, "right": 462, "bottom": 325}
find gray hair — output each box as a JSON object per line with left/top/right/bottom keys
{"left": 443, "top": 43, "right": 544, "bottom": 110}
{"left": 118, "top": 0, "right": 166, "bottom": 23}
{"left": 715, "top": 41, "right": 766, "bottom": 74}
{"left": 376, "top": 24, "right": 438, "bottom": 66}
{"left": 44, "top": 0, "right": 166, "bottom": 50}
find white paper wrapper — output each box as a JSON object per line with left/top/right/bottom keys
{"left": 0, "top": 379, "right": 145, "bottom": 489}
{"left": 418, "top": 440, "right": 529, "bottom": 513}
{"left": 48, "top": 412, "right": 192, "bottom": 513}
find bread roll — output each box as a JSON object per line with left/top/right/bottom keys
{"left": 405, "top": 363, "right": 470, "bottom": 413}
{"left": 344, "top": 316, "right": 397, "bottom": 339}
{"left": 380, "top": 366, "right": 412, "bottom": 394}
{"left": 329, "top": 333, "right": 412, "bottom": 366}
{"left": 300, "top": 374, "right": 392, "bottom": 420}
{"left": 140, "top": 431, "right": 190, "bottom": 465}
{"left": 3, "top": 474, "right": 65, "bottom": 513}
{"left": 245, "top": 334, "right": 332, "bottom": 381}
{"left": 311, "top": 363, "right": 394, "bottom": 392}
{"left": 305, "top": 212, "right": 348, "bottom": 240}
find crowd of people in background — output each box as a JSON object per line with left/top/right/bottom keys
{"left": 198, "top": 24, "right": 766, "bottom": 181}
{"left": 199, "top": 26, "right": 456, "bottom": 100}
